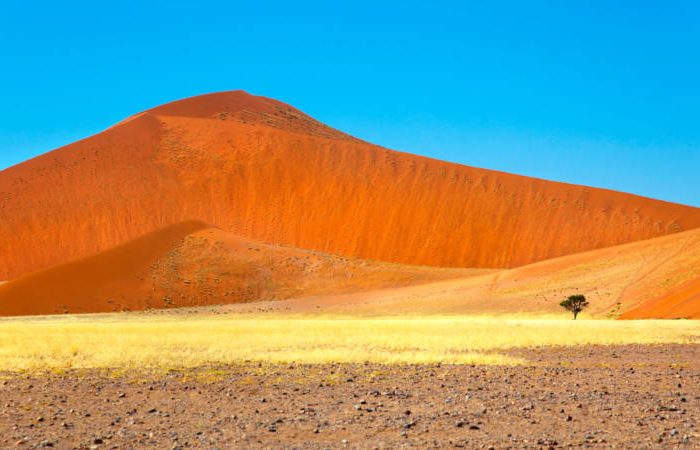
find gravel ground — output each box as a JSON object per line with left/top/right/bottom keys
{"left": 1, "top": 344, "right": 699, "bottom": 449}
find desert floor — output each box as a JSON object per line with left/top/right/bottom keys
{"left": 1, "top": 315, "right": 699, "bottom": 449}
{"left": 1, "top": 345, "right": 699, "bottom": 449}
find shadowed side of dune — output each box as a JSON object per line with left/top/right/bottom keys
{"left": 0, "top": 221, "right": 209, "bottom": 315}
{"left": 0, "top": 223, "right": 482, "bottom": 317}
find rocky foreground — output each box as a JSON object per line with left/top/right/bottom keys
{"left": 1, "top": 345, "right": 699, "bottom": 449}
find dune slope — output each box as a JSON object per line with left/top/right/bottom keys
{"left": 620, "top": 276, "right": 700, "bottom": 319}
{"left": 2, "top": 91, "right": 700, "bottom": 281}
{"left": 0, "top": 224, "right": 481, "bottom": 316}
{"left": 234, "top": 227, "right": 700, "bottom": 318}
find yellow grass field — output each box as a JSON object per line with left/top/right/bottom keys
{"left": 1, "top": 314, "right": 699, "bottom": 372}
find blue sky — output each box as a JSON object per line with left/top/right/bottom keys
{"left": 1, "top": 0, "right": 699, "bottom": 206}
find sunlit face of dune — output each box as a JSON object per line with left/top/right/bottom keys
{"left": 3, "top": 90, "right": 700, "bottom": 284}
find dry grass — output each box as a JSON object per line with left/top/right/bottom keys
{"left": 0, "top": 314, "right": 699, "bottom": 372}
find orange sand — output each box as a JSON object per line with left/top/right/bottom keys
{"left": 2, "top": 90, "right": 699, "bottom": 318}
{"left": 620, "top": 275, "right": 700, "bottom": 319}
{"left": 2, "top": 91, "right": 700, "bottom": 284}
{"left": 220, "top": 227, "right": 700, "bottom": 318}
{"left": 0, "top": 223, "right": 481, "bottom": 316}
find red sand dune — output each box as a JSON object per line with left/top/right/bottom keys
{"left": 2, "top": 91, "right": 700, "bottom": 285}
{"left": 620, "top": 275, "right": 700, "bottom": 319}
{"left": 228, "top": 227, "right": 700, "bottom": 318}
{"left": 0, "top": 222, "right": 481, "bottom": 316}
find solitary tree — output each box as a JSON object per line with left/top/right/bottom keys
{"left": 560, "top": 294, "right": 589, "bottom": 320}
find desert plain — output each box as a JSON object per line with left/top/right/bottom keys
{"left": 1, "top": 314, "right": 699, "bottom": 448}
{"left": 1, "top": 91, "right": 699, "bottom": 448}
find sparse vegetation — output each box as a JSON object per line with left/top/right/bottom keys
{"left": 0, "top": 313, "right": 698, "bottom": 372}
{"left": 560, "top": 294, "right": 589, "bottom": 319}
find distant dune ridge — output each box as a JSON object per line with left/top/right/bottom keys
{"left": 1, "top": 90, "right": 700, "bottom": 317}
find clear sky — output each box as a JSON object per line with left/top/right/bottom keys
{"left": 2, "top": 1, "right": 699, "bottom": 206}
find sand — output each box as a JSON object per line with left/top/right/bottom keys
{"left": 3, "top": 219, "right": 697, "bottom": 318}
{"left": 2, "top": 91, "right": 700, "bottom": 283}
{"left": 1, "top": 90, "right": 699, "bottom": 319}
{"left": 215, "top": 227, "right": 700, "bottom": 318}
{"left": 621, "top": 275, "right": 700, "bottom": 319}
{"left": 0, "top": 223, "right": 482, "bottom": 316}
